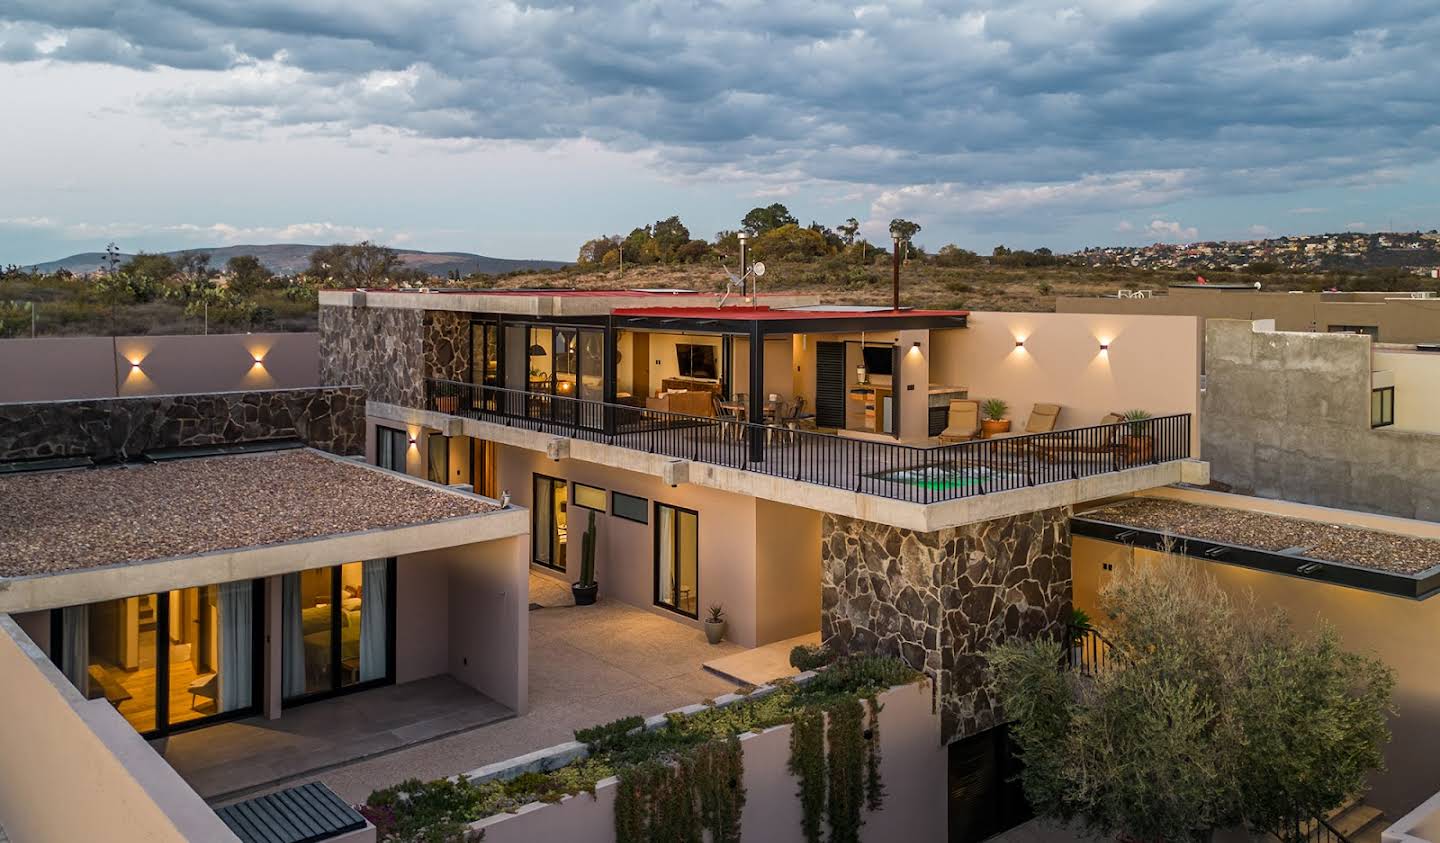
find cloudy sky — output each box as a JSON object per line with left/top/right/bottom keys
{"left": 2, "top": 0, "right": 1439, "bottom": 265}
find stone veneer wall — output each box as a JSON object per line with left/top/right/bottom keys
{"left": 319, "top": 304, "right": 424, "bottom": 406}
{"left": 0, "top": 386, "right": 365, "bottom": 462}
{"left": 821, "top": 508, "right": 1071, "bottom": 743}
{"left": 423, "top": 310, "right": 471, "bottom": 383}
{"left": 319, "top": 304, "right": 470, "bottom": 408}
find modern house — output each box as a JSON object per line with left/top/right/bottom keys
{"left": 318, "top": 285, "right": 1206, "bottom": 829}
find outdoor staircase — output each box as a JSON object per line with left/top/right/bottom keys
{"left": 1274, "top": 799, "right": 1385, "bottom": 843}
{"left": 1325, "top": 799, "right": 1385, "bottom": 843}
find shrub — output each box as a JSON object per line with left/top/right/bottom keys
{"left": 789, "top": 644, "right": 835, "bottom": 672}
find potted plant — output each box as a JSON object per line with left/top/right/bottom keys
{"left": 981, "top": 398, "right": 1011, "bottom": 437}
{"left": 571, "top": 509, "right": 599, "bottom": 606}
{"left": 1119, "top": 409, "right": 1154, "bottom": 461}
{"left": 704, "top": 603, "right": 727, "bottom": 644}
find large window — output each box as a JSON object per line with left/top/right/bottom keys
{"left": 573, "top": 482, "right": 606, "bottom": 511}
{"left": 533, "top": 474, "right": 568, "bottom": 571}
{"left": 1371, "top": 386, "right": 1395, "bottom": 428}
{"left": 53, "top": 581, "right": 261, "bottom": 737}
{"left": 281, "top": 560, "right": 394, "bottom": 704}
{"left": 376, "top": 425, "right": 408, "bottom": 473}
{"left": 654, "top": 503, "right": 699, "bottom": 618}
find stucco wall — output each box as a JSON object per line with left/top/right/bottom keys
{"left": 395, "top": 539, "right": 529, "bottom": 713}
{"left": 473, "top": 679, "right": 945, "bottom": 843}
{"left": 1374, "top": 347, "right": 1440, "bottom": 435}
{"left": 1073, "top": 536, "right": 1440, "bottom": 818}
{"left": 499, "top": 444, "right": 778, "bottom": 646}
{"left": 0, "top": 615, "right": 238, "bottom": 842}
{"left": 821, "top": 508, "right": 1072, "bottom": 743}
{"left": 754, "top": 499, "right": 823, "bottom": 644}
{"left": 1203, "top": 319, "right": 1440, "bottom": 519}
{"left": 932, "top": 311, "right": 1201, "bottom": 450}
{"left": 0, "top": 332, "right": 319, "bottom": 402}
{"left": 0, "top": 386, "right": 365, "bottom": 462}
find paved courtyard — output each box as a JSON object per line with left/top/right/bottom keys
{"left": 212, "top": 573, "right": 746, "bottom": 805}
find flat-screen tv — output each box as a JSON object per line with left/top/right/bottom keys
{"left": 676, "top": 343, "right": 718, "bottom": 379}
{"left": 862, "top": 345, "right": 894, "bottom": 376}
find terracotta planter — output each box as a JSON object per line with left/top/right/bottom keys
{"left": 1122, "top": 434, "right": 1153, "bottom": 462}
{"left": 981, "top": 418, "right": 1012, "bottom": 438}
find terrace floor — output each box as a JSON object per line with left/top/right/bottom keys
{"left": 209, "top": 573, "right": 746, "bottom": 806}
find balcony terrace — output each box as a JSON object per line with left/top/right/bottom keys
{"left": 423, "top": 379, "right": 1196, "bottom": 519}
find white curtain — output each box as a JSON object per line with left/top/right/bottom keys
{"left": 359, "top": 559, "right": 389, "bottom": 682}
{"left": 658, "top": 506, "right": 676, "bottom": 607}
{"left": 281, "top": 574, "right": 306, "bottom": 697}
{"left": 217, "top": 581, "right": 253, "bottom": 711}
{"left": 535, "top": 480, "right": 553, "bottom": 564}
{"left": 60, "top": 606, "right": 89, "bottom": 694}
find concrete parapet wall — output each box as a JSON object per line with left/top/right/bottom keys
{"left": 1203, "top": 319, "right": 1440, "bottom": 520}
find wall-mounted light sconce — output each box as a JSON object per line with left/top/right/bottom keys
{"left": 1015, "top": 339, "right": 1025, "bottom": 348}
{"left": 1099, "top": 342, "right": 1110, "bottom": 352}
{"left": 252, "top": 354, "right": 265, "bottom": 364}
{"left": 130, "top": 361, "right": 142, "bottom": 371}
{"left": 912, "top": 341, "right": 921, "bottom": 348}
{"left": 408, "top": 434, "right": 418, "bottom": 446}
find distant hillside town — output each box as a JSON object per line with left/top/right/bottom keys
{"left": 1076, "top": 230, "right": 1440, "bottom": 274}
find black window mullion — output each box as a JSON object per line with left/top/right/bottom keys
{"left": 330, "top": 567, "right": 342, "bottom": 693}
{"left": 155, "top": 591, "right": 170, "bottom": 733}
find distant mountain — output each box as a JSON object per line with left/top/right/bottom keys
{"left": 20, "top": 244, "right": 570, "bottom": 276}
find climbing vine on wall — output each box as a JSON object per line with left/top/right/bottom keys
{"left": 614, "top": 736, "right": 746, "bottom": 843}
{"left": 789, "top": 707, "right": 827, "bottom": 843}
{"left": 789, "top": 695, "right": 889, "bottom": 843}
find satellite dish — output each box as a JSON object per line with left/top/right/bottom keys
{"left": 751, "top": 261, "right": 766, "bottom": 277}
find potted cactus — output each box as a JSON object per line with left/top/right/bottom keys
{"left": 1119, "top": 409, "right": 1154, "bottom": 462}
{"left": 704, "top": 603, "right": 727, "bottom": 644}
{"left": 571, "top": 509, "right": 599, "bottom": 606}
{"left": 981, "top": 398, "right": 1011, "bottom": 437}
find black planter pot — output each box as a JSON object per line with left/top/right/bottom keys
{"left": 572, "top": 582, "right": 598, "bottom": 606}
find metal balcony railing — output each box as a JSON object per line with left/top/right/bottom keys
{"left": 425, "top": 378, "right": 1192, "bottom": 505}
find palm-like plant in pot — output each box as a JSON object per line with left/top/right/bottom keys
{"left": 981, "top": 398, "right": 1011, "bottom": 437}
{"left": 1119, "top": 409, "right": 1154, "bottom": 462}
{"left": 572, "top": 509, "right": 599, "bottom": 605}
{"left": 704, "top": 603, "right": 727, "bottom": 644}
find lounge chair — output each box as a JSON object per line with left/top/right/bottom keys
{"left": 938, "top": 399, "right": 980, "bottom": 442}
{"left": 993, "top": 403, "right": 1062, "bottom": 439}
{"left": 1028, "top": 412, "right": 1128, "bottom": 462}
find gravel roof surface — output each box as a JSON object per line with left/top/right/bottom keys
{"left": 0, "top": 450, "right": 496, "bottom": 578}
{"left": 1081, "top": 497, "right": 1440, "bottom": 575}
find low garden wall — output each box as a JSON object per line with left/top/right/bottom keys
{"left": 465, "top": 677, "right": 946, "bottom": 842}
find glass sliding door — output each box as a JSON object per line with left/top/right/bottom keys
{"left": 654, "top": 503, "right": 699, "bottom": 618}
{"left": 55, "top": 581, "right": 260, "bottom": 737}
{"left": 533, "top": 474, "right": 568, "bottom": 571}
{"left": 282, "top": 560, "right": 395, "bottom": 705}
{"left": 503, "top": 324, "right": 529, "bottom": 415}
{"left": 376, "top": 425, "right": 408, "bottom": 473}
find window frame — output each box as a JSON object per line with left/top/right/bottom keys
{"left": 1371, "top": 385, "right": 1395, "bottom": 428}
{"left": 573, "top": 482, "right": 607, "bottom": 512}
{"left": 280, "top": 559, "right": 398, "bottom": 709}
{"left": 532, "top": 473, "right": 568, "bottom": 571}
{"left": 653, "top": 501, "right": 700, "bottom": 620}
{"left": 611, "top": 491, "right": 649, "bottom": 524}
{"left": 375, "top": 425, "right": 408, "bottom": 473}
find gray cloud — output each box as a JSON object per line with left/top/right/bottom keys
{"left": 5, "top": 0, "right": 1440, "bottom": 227}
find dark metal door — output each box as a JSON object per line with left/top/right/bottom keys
{"left": 816, "top": 341, "right": 846, "bottom": 429}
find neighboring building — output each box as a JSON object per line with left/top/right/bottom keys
{"left": 1058, "top": 284, "right": 1440, "bottom": 346}
{"left": 1203, "top": 318, "right": 1440, "bottom": 520}
{"left": 318, "top": 285, "right": 1205, "bottom": 831}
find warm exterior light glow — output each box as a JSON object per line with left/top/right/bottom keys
{"left": 1015, "top": 338, "right": 1026, "bottom": 348}
{"left": 1099, "top": 340, "right": 1111, "bottom": 351}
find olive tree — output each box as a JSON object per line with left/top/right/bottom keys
{"left": 989, "top": 557, "right": 1394, "bottom": 842}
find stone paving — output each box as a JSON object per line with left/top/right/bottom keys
{"left": 220, "top": 573, "right": 745, "bottom": 806}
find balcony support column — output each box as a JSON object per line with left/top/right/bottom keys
{"left": 748, "top": 322, "right": 766, "bottom": 462}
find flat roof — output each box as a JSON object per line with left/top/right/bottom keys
{"left": 1076, "top": 497, "right": 1440, "bottom": 598}
{"left": 0, "top": 449, "right": 497, "bottom": 578}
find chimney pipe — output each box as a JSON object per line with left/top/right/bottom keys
{"left": 892, "top": 233, "right": 902, "bottom": 311}
{"left": 738, "top": 231, "right": 751, "bottom": 302}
